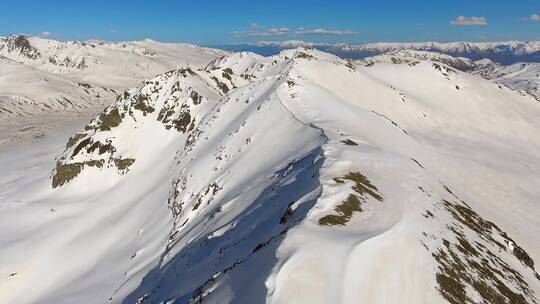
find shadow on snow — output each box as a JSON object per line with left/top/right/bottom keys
{"left": 122, "top": 146, "right": 325, "bottom": 304}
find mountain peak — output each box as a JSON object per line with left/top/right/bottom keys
{"left": 0, "top": 34, "right": 41, "bottom": 59}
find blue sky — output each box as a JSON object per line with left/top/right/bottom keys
{"left": 1, "top": 0, "right": 539, "bottom": 45}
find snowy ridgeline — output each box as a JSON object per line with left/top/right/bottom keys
{"left": 240, "top": 40, "right": 540, "bottom": 64}
{"left": 1, "top": 45, "right": 540, "bottom": 304}
{"left": 0, "top": 35, "right": 227, "bottom": 124}
{"left": 2, "top": 35, "right": 539, "bottom": 128}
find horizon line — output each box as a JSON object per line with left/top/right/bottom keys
{"left": 2, "top": 33, "right": 540, "bottom": 47}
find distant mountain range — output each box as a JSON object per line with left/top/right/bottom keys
{"left": 217, "top": 40, "right": 540, "bottom": 64}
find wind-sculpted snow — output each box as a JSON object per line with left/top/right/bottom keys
{"left": 1, "top": 47, "right": 540, "bottom": 304}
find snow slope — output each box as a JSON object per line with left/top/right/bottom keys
{"left": 0, "top": 35, "right": 227, "bottom": 126}
{"left": 474, "top": 61, "right": 540, "bottom": 101}
{"left": 0, "top": 35, "right": 227, "bottom": 88}
{"left": 357, "top": 49, "right": 540, "bottom": 101}
{"left": 1, "top": 48, "right": 540, "bottom": 304}
{"left": 0, "top": 55, "right": 115, "bottom": 122}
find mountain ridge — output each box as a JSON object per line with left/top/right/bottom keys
{"left": 0, "top": 34, "right": 227, "bottom": 131}
{"left": 220, "top": 40, "right": 540, "bottom": 64}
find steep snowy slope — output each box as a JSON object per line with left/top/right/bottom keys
{"left": 0, "top": 56, "right": 115, "bottom": 119}
{"left": 0, "top": 35, "right": 227, "bottom": 125}
{"left": 357, "top": 49, "right": 540, "bottom": 101}
{"left": 1, "top": 48, "right": 540, "bottom": 304}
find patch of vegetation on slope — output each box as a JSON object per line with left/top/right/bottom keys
{"left": 52, "top": 129, "right": 135, "bottom": 188}
{"left": 295, "top": 52, "right": 314, "bottom": 60}
{"left": 341, "top": 139, "right": 358, "bottom": 146}
{"left": 319, "top": 172, "right": 383, "bottom": 226}
{"left": 52, "top": 160, "right": 105, "bottom": 188}
{"left": 132, "top": 94, "right": 155, "bottom": 116}
{"left": 192, "top": 182, "right": 222, "bottom": 211}
{"left": 85, "top": 108, "right": 123, "bottom": 131}
{"left": 65, "top": 133, "right": 87, "bottom": 149}
{"left": 157, "top": 100, "right": 195, "bottom": 133}
{"left": 210, "top": 76, "right": 230, "bottom": 94}
{"left": 421, "top": 186, "right": 540, "bottom": 304}
{"left": 113, "top": 158, "right": 135, "bottom": 171}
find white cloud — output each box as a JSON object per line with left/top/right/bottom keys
{"left": 270, "top": 27, "right": 290, "bottom": 34}
{"left": 255, "top": 40, "right": 319, "bottom": 47}
{"left": 40, "top": 31, "right": 53, "bottom": 37}
{"left": 109, "top": 28, "right": 119, "bottom": 33}
{"left": 450, "top": 16, "right": 487, "bottom": 26}
{"left": 233, "top": 26, "right": 290, "bottom": 37}
{"left": 294, "top": 28, "right": 357, "bottom": 35}
{"left": 233, "top": 25, "right": 356, "bottom": 38}
{"left": 529, "top": 14, "right": 540, "bottom": 22}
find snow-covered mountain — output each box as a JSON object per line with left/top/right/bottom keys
{"left": 230, "top": 40, "right": 540, "bottom": 64}
{"left": 357, "top": 49, "right": 477, "bottom": 71}
{"left": 329, "top": 41, "right": 540, "bottom": 63}
{"left": 474, "top": 61, "right": 540, "bottom": 101}
{"left": 0, "top": 54, "right": 116, "bottom": 120}
{"left": 354, "top": 49, "right": 540, "bottom": 101}
{"left": 0, "top": 35, "right": 227, "bottom": 125}
{"left": 2, "top": 47, "right": 540, "bottom": 304}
